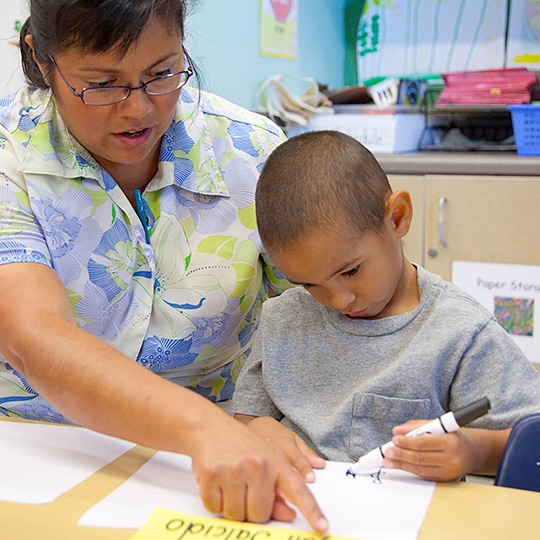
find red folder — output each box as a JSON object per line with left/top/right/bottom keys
{"left": 437, "top": 68, "right": 538, "bottom": 105}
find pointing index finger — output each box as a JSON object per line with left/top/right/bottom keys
{"left": 276, "top": 469, "right": 328, "bottom": 533}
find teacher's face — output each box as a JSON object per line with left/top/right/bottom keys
{"left": 49, "top": 18, "right": 184, "bottom": 183}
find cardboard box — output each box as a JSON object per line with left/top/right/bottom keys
{"left": 307, "top": 109, "right": 425, "bottom": 154}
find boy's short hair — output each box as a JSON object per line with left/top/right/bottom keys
{"left": 255, "top": 130, "right": 392, "bottom": 250}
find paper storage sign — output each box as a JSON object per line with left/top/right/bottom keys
{"left": 452, "top": 261, "right": 540, "bottom": 364}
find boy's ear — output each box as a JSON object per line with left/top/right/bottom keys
{"left": 385, "top": 190, "right": 413, "bottom": 239}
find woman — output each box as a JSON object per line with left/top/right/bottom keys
{"left": 0, "top": 0, "right": 327, "bottom": 531}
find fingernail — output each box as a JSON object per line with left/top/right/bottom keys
{"left": 305, "top": 471, "right": 315, "bottom": 482}
{"left": 317, "top": 517, "right": 329, "bottom": 532}
{"left": 385, "top": 447, "right": 395, "bottom": 459}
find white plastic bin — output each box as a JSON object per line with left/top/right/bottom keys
{"left": 307, "top": 108, "right": 425, "bottom": 154}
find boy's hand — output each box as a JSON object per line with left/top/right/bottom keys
{"left": 235, "top": 415, "right": 326, "bottom": 482}
{"left": 382, "top": 420, "right": 475, "bottom": 481}
{"left": 381, "top": 421, "right": 510, "bottom": 482}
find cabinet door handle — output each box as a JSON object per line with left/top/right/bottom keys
{"left": 438, "top": 196, "right": 447, "bottom": 246}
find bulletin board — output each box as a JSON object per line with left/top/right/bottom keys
{"left": 0, "top": 0, "right": 27, "bottom": 95}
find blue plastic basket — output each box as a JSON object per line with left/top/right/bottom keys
{"left": 508, "top": 105, "right": 540, "bottom": 156}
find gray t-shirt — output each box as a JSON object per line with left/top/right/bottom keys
{"left": 232, "top": 266, "right": 540, "bottom": 462}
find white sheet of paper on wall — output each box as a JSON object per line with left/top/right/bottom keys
{"left": 506, "top": 0, "right": 540, "bottom": 70}
{"left": 357, "top": 0, "right": 507, "bottom": 82}
{"left": 452, "top": 261, "right": 540, "bottom": 364}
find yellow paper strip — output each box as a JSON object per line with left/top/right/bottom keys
{"left": 130, "top": 508, "right": 363, "bottom": 540}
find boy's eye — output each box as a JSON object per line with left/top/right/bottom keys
{"left": 343, "top": 265, "right": 359, "bottom": 277}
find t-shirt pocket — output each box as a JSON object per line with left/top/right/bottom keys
{"left": 348, "top": 392, "right": 431, "bottom": 460}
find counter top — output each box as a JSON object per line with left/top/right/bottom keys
{"left": 375, "top": 152, "right": 540, "bottom": 176}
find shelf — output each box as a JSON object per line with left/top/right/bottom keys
{"left": 375, "top": 151, "right": 540, "bottom": 177}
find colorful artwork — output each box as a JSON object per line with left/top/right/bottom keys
{"left": 259, "top": 0, "right": 298, "bottom": 60}
{"left": 357, "top": 0, "right": 507, "bottom": 82}
{"left": 507, "top": 0, "right": 540, "bottom": 69}
{"left": 494, "top": 297, "right": 535, "bottom": 337}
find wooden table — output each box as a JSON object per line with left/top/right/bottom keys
{"left": 2, "top": 420, "right": 540, "bottom": 540}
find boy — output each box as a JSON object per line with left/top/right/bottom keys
{"left": 232, "top": 130, "right": 540, "bottom": 482}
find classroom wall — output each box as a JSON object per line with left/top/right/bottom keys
{"left": 0, "top": 0, "right": 346, "bottom": 110}
{"left": 0, "top": 0, "right": 27, "bottom": 95}
{"left": 188, "top": 0, "right": 346, "bottom": 110}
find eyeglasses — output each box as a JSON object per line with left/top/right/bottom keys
{"left": 50, "top": 57, "right": 193, "bottom": 106}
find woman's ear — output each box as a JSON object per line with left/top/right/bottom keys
{"left": 24, "top": 34, "right": 49, "bottom": 83}
{"left": 24, "top": 35, "right": 37, "bottom": 62}
{"left": 385, "top": 190, "right": 413, "bottom": 239}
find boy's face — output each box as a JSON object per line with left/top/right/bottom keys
{"left": 269, "top": 214, "right": 419, "bottom": 320}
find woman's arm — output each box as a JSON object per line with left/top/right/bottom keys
{"left": 0, "top": 262, "right": 328, "bottom": 531}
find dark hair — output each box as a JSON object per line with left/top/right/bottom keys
{"left": 19, "top": 0, "right": 197, "bottom": 89}
{"left": 255, "top": 130, "right": 392, "bottom": 251}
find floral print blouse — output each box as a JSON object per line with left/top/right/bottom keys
{"left": 0, "top": 85, "right": 288, "bottom": 422}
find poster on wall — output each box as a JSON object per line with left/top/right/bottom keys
{"left": 356, "top": 0, "right": 507, "bottom": 82}
{"left": 259, "top": 0, "right": 298, "bottom": 60}
{"left": 452, "top": 261, "right": 540, "bottom": 364}
{"left": 506, "top": 0, "right": 540, "bottom": 70}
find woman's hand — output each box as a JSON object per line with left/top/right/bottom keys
{"left": 382, "top": 420, "right": 511, "bottom": 482}
{"left": 0, "top": 263, "right": 328, "bottom": 532}
{"left": 189, "top": 413, "right": 328, "bottom": 532}
{"left": 235, "top": 415, "right": 326, "bottom": 482}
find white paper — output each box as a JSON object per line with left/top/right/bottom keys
{"left": 79, "top": 452, "right": 435, "bottom": 540}
{"left": 452, "top": 261, "right": 540, "bottom": 364}
{"left": 0, "top": 421, "right": 135, "bottom": 504}
{"left": 507, "top": 0, "right": 540, "bottom": 70}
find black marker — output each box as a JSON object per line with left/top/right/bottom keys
{"left": 347, "top": 397, "right": 491, "bottom": 477}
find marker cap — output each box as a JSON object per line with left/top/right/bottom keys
{"left": 453, "top": 397, "right": 491, "bottom": 427}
